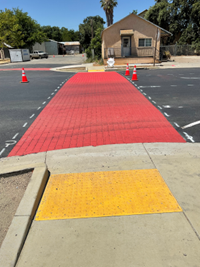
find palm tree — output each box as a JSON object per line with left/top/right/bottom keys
{"left": 100, "top": 0, "right": 118, "bottom": 27}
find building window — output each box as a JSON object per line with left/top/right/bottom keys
{"left": 139, "top": 38, "right": 152, "bottom": 47}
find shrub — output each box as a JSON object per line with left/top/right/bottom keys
{"left": 164, "top": 51, "right": 171, "bottom": 59}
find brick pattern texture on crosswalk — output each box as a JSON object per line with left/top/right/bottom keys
{"left": 8, "top": 72, "right": 185, "bottom": 157}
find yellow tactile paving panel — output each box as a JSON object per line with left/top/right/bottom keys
{"left": 35, "top": 169, "right": 182, "bottom": 221}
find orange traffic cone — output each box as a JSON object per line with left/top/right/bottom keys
{"left": 21, "top": 68, "right": 29, "bottom": 83}
{"left": 125, "top": 63, "right": 130, "bottom": 76}
{"left": 132, "top": 65, "right": 138, "bottom": 81}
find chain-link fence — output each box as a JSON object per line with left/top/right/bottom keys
{"left": 160, "top": 44, "right": 198, "bottom": 59}
{"left": 104, "top": 47, "right": 155, "bottom": 59}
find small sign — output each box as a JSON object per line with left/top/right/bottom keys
{"left": 107, "top": 58, "right": 115, "bottom": 67}
{"left": 22, "top": 49, "right": 30, "bottom": 61}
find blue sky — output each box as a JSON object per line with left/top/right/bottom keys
{"left": 0, "top": 0, "right": 155, "bottom": 30}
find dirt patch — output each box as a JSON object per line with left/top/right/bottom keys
{"left": 0, "top": 170, "right": 32, "bottom": 248}
{"left": 0, "top": 59, "right": 10, "bottom": 64}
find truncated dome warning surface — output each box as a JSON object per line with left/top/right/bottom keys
{"left": 35, "top": 169, "right": 182, "bottom": 220}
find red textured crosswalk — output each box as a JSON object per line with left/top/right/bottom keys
{"left": 8, "top": 72, "right": 185, "bottom": 157}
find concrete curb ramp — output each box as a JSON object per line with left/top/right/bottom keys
{"left": 1, "top": 143, "right": 200, "bottom": 266}
{"left": 0, "top": 156, "right": 49, "bottom": 267}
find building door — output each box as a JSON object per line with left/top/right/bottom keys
{"left": 122, "top": 37, "right": 131, "bottom": 57}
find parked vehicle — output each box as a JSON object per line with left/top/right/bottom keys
{"left": 30, "top": 50, "right": 48, "bottom": 59}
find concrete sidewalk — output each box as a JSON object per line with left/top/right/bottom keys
{"left": 1, "top": 143, "right": 200, "bottom": 267}
{"left": 0, "top": 66, "right": 200, "bottom": 267}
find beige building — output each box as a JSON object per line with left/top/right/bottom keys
{"left": 102, "top": 13, "right": 172, "bottom": 65}
{"left": 60, "top": 42, "right": 81, "bottom": 54}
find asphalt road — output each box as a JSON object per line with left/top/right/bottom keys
{"left": 0, "top": 68, "right": 199, "bottom": 158}
{"left": 0, "top": 70, "right": 75, "bottom": 157}
{"left": 121, "top": 67, "right": 200, "bottom": 143}
{"left": 0, "top": 54, "right": 86, "bottom": 69}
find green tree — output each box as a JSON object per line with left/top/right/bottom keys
{"left": 41, "top": 25, "right": 62, "bottom": 41}
{"left": 42, "top": 26, "right": 80, "bottom": 42}
{"left": 191, "top": 1, "right": 200, "bottom": 50}
{"left": 66, "top": 29, "right": 80, "bottom": 41}
{"left": 144, "top": 0, "right": 200, "bottom": 47}
{"left": 0, "top": 9, "right": 20, "bottom": 58}
{"left": 0, "top": 8, "right": 47, "bottom": 50}
{"left": 60, "top": 27, "right": 69, "bottom": 40}
{"left": 13, "top": 8, "right": 47, "bottom": 48}
{"left": 86, "top": 27, "right": 103, "bottom": 59}
{"left": 79, "top": 15, "right": 105, "bottom": 50}
{"left": 100, "top": 0, "right": 118, "bottom": 27}
{"left": 170, "top": 0, "right": 200, "bottom": 47}
{"left": 144, "top": 0, "right": 170, "bottom": 32}
{"left": 41, "top": 26, "right": 53, "bottom": 39}
{"left": 51, "top": 26, "right": 62, "bottom": 41}
{"left": 131, "top": 10, "right": 138, "bottom": 15}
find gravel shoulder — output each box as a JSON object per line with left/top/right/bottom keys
{"left": 0, "top": 170, "right": 32, "bottom": 247}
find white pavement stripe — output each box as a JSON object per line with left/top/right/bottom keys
{"left": 23, "top": 122, "right": 27, "bottom": 127}
{"left": 174, "top": 122, "right": 180, "bottom": 127}
{"left": 164, "top": 112, "right": 170, "bottom": 117}
{"left": 152, "top": 101, "right": 156, "bottom": 104}
{"left": 37, "top": 107, "right": 41, "bottom": 110}
{"left": 182, "top": 120, "right": 200, "bottom": 129}
{"left": 140, "top": 86, "right": 161, "bottom": 88}
{"left": 0, "top": 148, "right": 5, "bottom": 156}
{"left": 143, "top": 93, "right": 147, "bottom": 95}
{"left": 30, "top": 114, "right": 35, "bottom": 119}
{"left": 171, "top": 85, "right": 177, "bottom": 87}
{"left": 42, "top": 101, "right": 46, "bottom": 105}
{"left": 55, "top": 89, "right": 57, "bottom": 91}
{"left": 183, "top": 132, "right": 195, "bottom": 142}
{"left": 181, "top": 77, "right": 200, "bottom": 79}
{"left": 51, "top": 93, "right": 54, "bottom": 95}
{"left": 158, "top": 106, "right": 162, "bottom": 109}
{"left": 148, "top": 97, "right": 151, "bottom": 99}
{"left": 48, "top": 97, "right": 51, "bottom": 99}
{"left": 163, "top": 105, "right": 171, "bottom": 108}
{"left": 12, "top": 133, "right": 19, "bottom": 139}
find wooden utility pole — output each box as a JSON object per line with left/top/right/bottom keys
{"left": 154, "top": 28, "right": 159, "bottom": 66}
{"left": 91, "top": 19, "right": 94, "bottom": 40}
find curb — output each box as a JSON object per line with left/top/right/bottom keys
{"left": 0, "top": 164, "right": 49, "bottom": 267}
{"left": 105, "top": 66, "right": 160, "bottom": 71}
{"left": 50, "top": 65, "right": 87, "bottom": 72}
{"left": 0, "top": 61, "right": 10, "bottom": 65}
